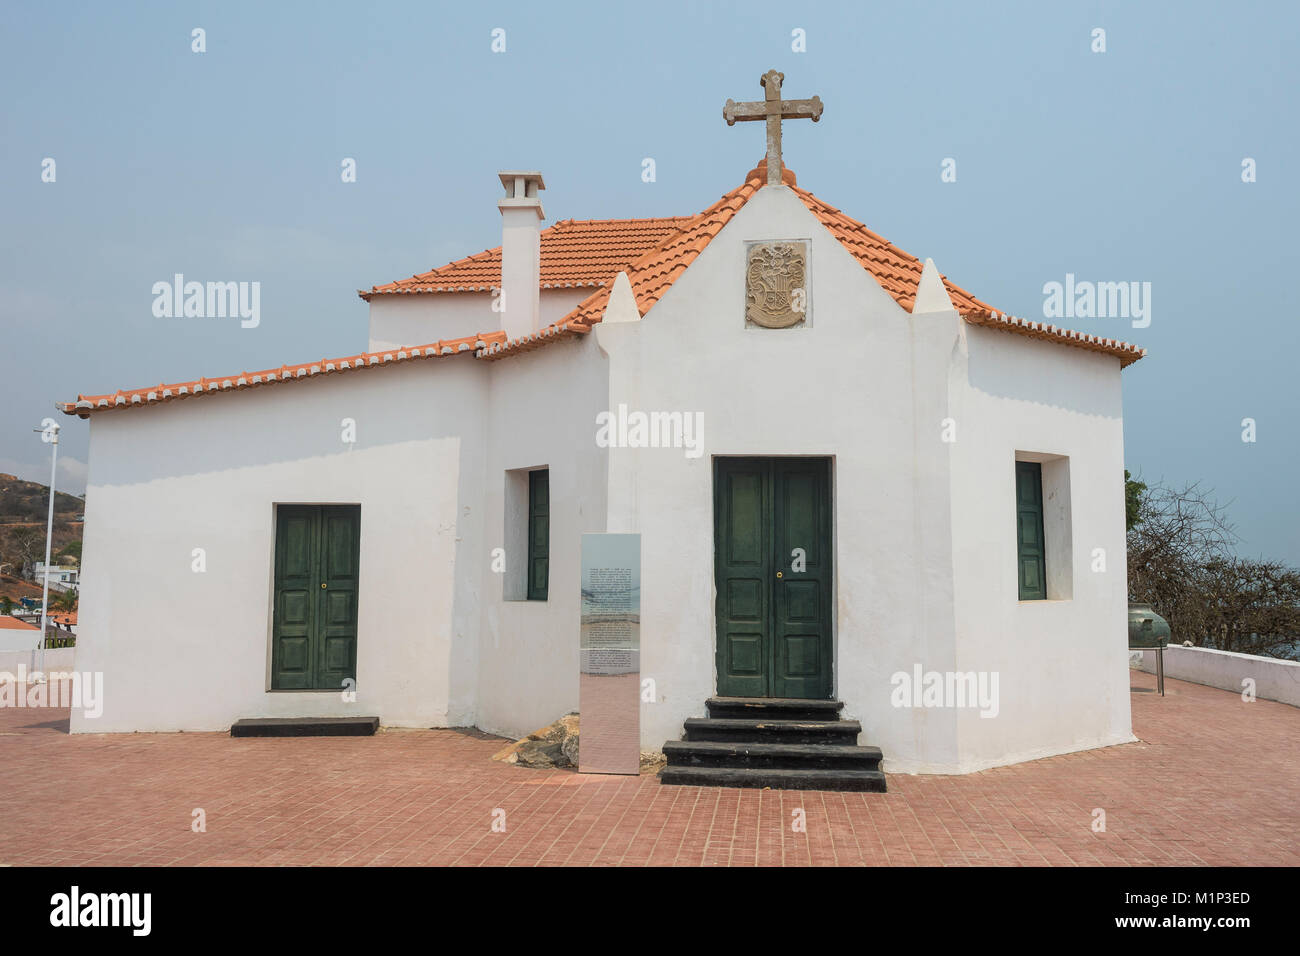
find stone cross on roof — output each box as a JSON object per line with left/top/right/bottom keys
{"left": 723, "top": 70, "right": 823, "bottom": 185}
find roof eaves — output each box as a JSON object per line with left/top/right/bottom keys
{"left": 964, "top": 308, "right": 1146, "bottom": 366}
{"left": 59, "top": 332, "right": 506, "bottom": 418}
{"left": 475, "top": 321, "right": 591, "bottom": 362}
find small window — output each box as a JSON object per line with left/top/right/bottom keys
{"left": 1015, "top": 461, "right": 1047, "bottom": 600}
{"left": 527, "top": 469, "right": 549, "bottom": 601}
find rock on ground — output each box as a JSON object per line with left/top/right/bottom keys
{"left": 491, "top": 713, "right": 580, "bottom": 769}
{"left": 490, "top": 713, "right": 665, "bottom": 774}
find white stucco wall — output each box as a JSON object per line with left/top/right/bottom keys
{"left": 70, "top": 182, "right": 1134, "bottom": 777}
{"left": 70, "top": 358, "right": 489, "bottom": 733}
{"left": 474, "top": 334, "right": 610, "bottom": 740}
{"left": 1138, "top": 645, "right": 1300, "bottom": 707}
{"left": 0, "top": 628, "right": 43, "bottom": 653}
{"left": 367, "top": 289, "right": 589, "bottom": 352}
{"left": 597, "top": 186, "right": 947, "bottom": 766}
{"left": 946, "top": 325, "right": 1134, "bottom": 772}
{"left": 0, "top": 646, "right": 76, "bottom": 675}
{"left": 594, "top": 184, "right": 1133, "bottom": 772}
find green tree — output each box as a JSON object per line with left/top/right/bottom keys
{"left": 1124, "top": 470, "right": 1147, "bottom": 532}
{"left": 1126, "top": 478, "right": 1300, "bottom": 658}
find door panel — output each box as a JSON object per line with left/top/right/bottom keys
{"left": 773, "top": 458, "right": 832, "bottom": 698}
{"left": 272, "top": 507, "right": 317, "bottom": 689}
{"left": 317, "top": 506, "right": 360, "bottom": 689}
{"left": 715, "top": 460, "right": 771, "bottom": 698}
{"left": 714, "top": 458, "right": 832, "bottom": 699}
{"left": 272, "top": 505, "right": 361, "bottom": 690}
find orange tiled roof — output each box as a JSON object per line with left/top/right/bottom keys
{"left": 62, "top": 161, "right": 1143, "bottom": 416}
{"left": 560, "top": 175, "right": 765, "bottom": 328}
{"left": 0, "top": 616, "right": 38, "bottom": 630}
{"left": 360, "top": 216, "right": 693, "bottom": 299}
{"left": 61, "top": 333, "right": 508, "bottom": 416}
{"left": 556, "top": 160, "right": 1144, "bottom": 367}
{"left": 791, "top": 180, "right": 1144, "bottom": 365}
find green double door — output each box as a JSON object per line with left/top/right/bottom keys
{"left": 271, "top": 505, "right": 361, "bottom": 690}
{"left": 714, "top": 458, "right": 833, "bottom": 699}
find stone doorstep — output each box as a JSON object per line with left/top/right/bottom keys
{"left": 229, "top": 716, "right": 380, "bottom": 737}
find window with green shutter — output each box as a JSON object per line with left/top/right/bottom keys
{"left": 1016, "top": 461, "right": 1047, "bottom": 600}
{"left": 527, "top": 469, "right": 549, "bottom": 601}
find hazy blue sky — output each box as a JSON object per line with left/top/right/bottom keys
{"left": 2, "top": 1, "right": 1296, "bottom": 563}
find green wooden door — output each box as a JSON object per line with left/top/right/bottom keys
{"left": 714, "top": 458, "right": 832, "bottom": 699}
{"left": 272, "top": 504, "right": 361, "bottom": 690}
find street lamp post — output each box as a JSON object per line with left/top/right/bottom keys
{"left": 34, "top": 419, "right": 60, "bottom": 682}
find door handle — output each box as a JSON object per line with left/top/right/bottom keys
{"left": 776, "top": 571, "right": 783, "bottom": 579}
{"left": 320, "top": 582, "right": 328, "bottom": 589}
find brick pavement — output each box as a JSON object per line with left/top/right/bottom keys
{"left": 0, "top": 670, "right": 1294, "bottom": 866}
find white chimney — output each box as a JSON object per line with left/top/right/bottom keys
{"left": 497, "top": 170, "right": 545, "bottom": 339}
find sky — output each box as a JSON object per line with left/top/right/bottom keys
{"left": 1, "top": 0, "right": 1296, "bottom": 563}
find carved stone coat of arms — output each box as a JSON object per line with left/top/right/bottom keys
{"left": 745, "top": 241, "right": 807, "bottom": 328}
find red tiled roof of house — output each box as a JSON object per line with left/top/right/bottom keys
{"left": 360, "top": 216, "right": 694, "bottom": 299}
{"left": 0, "top": 616, "right": 38, "bottom": 630}
{"left": 61, "top": 161, "right": 1143, "bottom": 416}
{"left": 555, "top": 160, "right": 1144, "bottom": 367}
{"left": 558, "top": 175, "right": 765, "bottom": 329}
{"left": 60, "top": 333, "right": 508, "bottom": 415}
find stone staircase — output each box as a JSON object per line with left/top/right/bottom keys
{"left": 659, "top": 697, "right": 886, "bottom": 792}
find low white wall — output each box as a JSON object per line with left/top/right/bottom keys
{"left": 0, "top": 631, "right": 41, "bottom": 653}
{"left": 0, "top": 647, "right": 77, "bottom": 676}
{"left": 1138, "top": 645, "right": 1300, "bottom": 707}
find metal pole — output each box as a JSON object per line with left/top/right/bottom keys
{"left": 36, "top": 422, "right": 59, "bottom": 681}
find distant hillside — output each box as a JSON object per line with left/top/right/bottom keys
{"left": 0, "top": 473, "right": 83, "bottom": 523}
{"left": 0, "top": 475, "right": 83, "bottom": 576}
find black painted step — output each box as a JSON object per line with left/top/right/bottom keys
{"left": 230, "top": 716, "right": 379, "bottom": 737}
{"left": 659, "top": 765, "right": 887, "bottom": 793}
{"left": 683, "top": 717, "right": 861, "bottom": 746}
{"left": 662, "top": 697, "right": 887, "bottom": 792}
{"left": 663, "top": 739, "right": 882, "bottom": 771}
{"left": 705, "top": 697, "right": 843, "bottom": 721}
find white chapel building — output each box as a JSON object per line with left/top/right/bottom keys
{"left": 61, "top": 74, "right": 1145, "bottom": 775}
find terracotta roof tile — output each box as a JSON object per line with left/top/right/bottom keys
{"left": 59, "top": 332, "right": 506, "bottom": 417}
{"left": 554, "top": 159, "right": 1143, "bottom": 367}
{"left": 360, "top": 216, "right": 694, "bottom": 299}
{"left": 560, "top": 176, "right": 763, "bottom": 328}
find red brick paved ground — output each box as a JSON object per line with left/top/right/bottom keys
{"left": 0, "top": 671, "right": 1295, "bottom": 866}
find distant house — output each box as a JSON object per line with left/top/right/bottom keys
{"left": 33, "top": 564, "right": 78, "bottom": 592}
